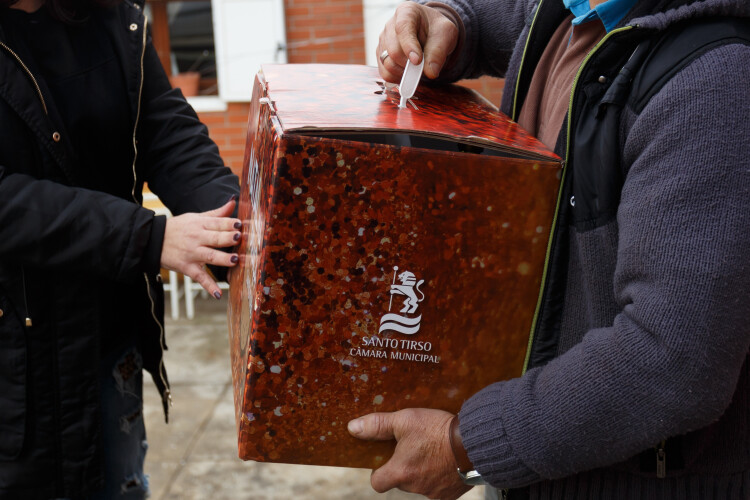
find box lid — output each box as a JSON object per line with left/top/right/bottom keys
{"left": 259, "top": 64, "right": 558, "bottom": 161}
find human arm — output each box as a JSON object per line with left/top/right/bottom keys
{"left": 348, "top": 409, "right": 471, "bottom": 499}
{"left": 376, "top": 0, "right": 534, "bottom": 82}
{"left": 135, "top": 31, "right": 241, "bottom": 291}
{"left": 0, "top": 165, "right": 161, "bottom": 279}
{"left": 351, "top": 44, "right": 750, "bottom": 492}
{"left": 377, "top": 2, "right": 460, "bottom": 82}
{"left": 135, "top": 39, "right": 239, "bottom": 218}
{"left": 161, "top": 197, "right": 240, "bottom": 298}
{"left": 0, "top": 38, "right": 240, "bottom": 294}
{"left": 0, "top": 166, "right": 240, "bottom": 298}
{"left": 457, "top": 43, "right": 750, "bottom": 487}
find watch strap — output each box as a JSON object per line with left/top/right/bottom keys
{"left": 449, "top": 415, "right": 487, "bottom": 486}
{"left": 449, "top": 415, "right": 474, "bottom": 473}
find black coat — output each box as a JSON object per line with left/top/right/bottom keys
{"left": 0, "top": 1, "right": 239, "bottom": 497}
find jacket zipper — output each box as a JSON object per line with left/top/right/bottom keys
{"left": 131, "top": 16, "right": 172, "bottom": 414}
{"left": 522, "top": 25, "right": 635, "bottom": 373}
{"left": 1, "top": 41, "right": 51, "bottom": 328}
{"left": 0, "top": 41, "right": 48, "bottom": 115}
{"left": 510, "top": 0, "right": 546, "bottom": 121}
{"left": 656, "top": 440, "right": 667, "bottom": 478}
{"left": 131, "top": 16, "right": 147, "bottom": 203}
{"left": 144, "top": 274, "right": 172, "bottom": 417}
{"left": 502, "top": 14, "right": 549, "bottom": 498}
{"left": 20, "top": 268, "right": 32, "bottom": 327}
{"left": 3, "top": 34, "right": 69, "bottom": 497}
{"left": 503, "top": 13, "right": 652, "bottom": 497}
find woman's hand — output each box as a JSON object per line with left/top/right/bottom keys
{"left": 377, "top": 2, "right": 459, "bottom": 82}
{"left": 160, "top": 198, "right": 240, "bottom": 299}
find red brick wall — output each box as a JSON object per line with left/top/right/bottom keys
{"left": 284, "top": 0, "right": 366, "bottom": 64}
{"left": 198, "top": 103, "right": 251, "bottom": 177}
{"left": 197, "top": 0, "right": 505, "bottom": 177}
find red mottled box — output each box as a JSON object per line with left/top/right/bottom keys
{"left": 228, "top": 64, "right": 562, "bottom": 468}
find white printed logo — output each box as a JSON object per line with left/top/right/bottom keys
{"left": 378, "top": 267, "right": 425, "bottom": 335}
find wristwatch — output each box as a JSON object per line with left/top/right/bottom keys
{"left": 457, "top": 467, "right": 487, "bottom": 486}
{"left": 449, "top": 415, "right": 487, "bottom": 486}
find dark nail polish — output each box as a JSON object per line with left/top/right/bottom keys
{"left": 230, "top": 254, "right": 239, "bottom": 264}
{"left": 233, "top": 232, "right": 241, "bottom": 242}
{"left": 214, "top": 291, "right": 222, "bottom": 300}
{"left": 233, "top": 221, "right": 242, "bottom": 230}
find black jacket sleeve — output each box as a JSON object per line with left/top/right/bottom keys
{"left": 136, "top": 40, "right": 240, "bottom": 217}
{"left": 0, "top": 34, "right": 237, "bottom": 283}
{"left": 135, "top": 37, "right": 240, "bottom": 281}
{"left": 0, "top": 166, "right": 165, "bottom": 282}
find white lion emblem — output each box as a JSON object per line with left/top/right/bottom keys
{"left": 390, "top": 271, "right": 425, "bottom": 314}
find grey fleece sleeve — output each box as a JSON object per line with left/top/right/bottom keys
{"left": 458, "top": 44, "right": 750, "bottom": 488}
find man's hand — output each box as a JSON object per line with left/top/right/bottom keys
{"left": 377, "top": 2, "right": 459, "bottom": 82}
{"left": 348, "top": 409, "right": 471, "bottom": 500}
{"left": 160, "top": 197, "right": 241, "bottom": 299}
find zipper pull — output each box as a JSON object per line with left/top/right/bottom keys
{"left": 656, "top": 440, "right": 666, "bottom": 478}
{"left": 162, "top": 388, "right": 172, "bottom": 424}
{"left": 21, "top": 268, "right": 32, "bottom": 327}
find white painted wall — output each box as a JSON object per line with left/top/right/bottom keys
{"left": 363, "top": 0, "right": 401, "bottom": 66}
{"left": 212, "top": 0, "right": 287, "bottom": 101}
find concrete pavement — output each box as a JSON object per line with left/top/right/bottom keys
{"left": 143, "top": 294, "right": 485, "bottom": 500}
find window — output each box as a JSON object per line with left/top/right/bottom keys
{"left": 147, "top": 0, "right": 216, "bottom": 96}
{"left": 148, "top": 0, "right": 287, "bottom": 103}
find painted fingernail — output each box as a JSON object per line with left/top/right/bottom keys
{"left": 213, "top": 291, "right": 222, "bottom": 300}
{"left": 230, "top": 254, "right": 239, "bottom": 264}
{"left": 233, "top": 232, "right": 241, "bottom": 241}
{"left": 233, "top": 221, "right": 242, "bottom": 230}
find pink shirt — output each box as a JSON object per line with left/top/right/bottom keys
{"left": 517, "top": 15, "right": 606, "bottom": 150}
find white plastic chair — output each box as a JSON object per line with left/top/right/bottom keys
{"left": 184, "top": 276, "right": 229, "bottom": 319}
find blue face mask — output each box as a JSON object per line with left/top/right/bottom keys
{"left": 562, "top": 0, "right": 639, "bottom": 32}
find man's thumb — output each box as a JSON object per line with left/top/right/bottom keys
{"left": 348, "top": 413, "right": 396, "bottom": 441}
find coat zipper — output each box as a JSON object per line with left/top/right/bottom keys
{"left": 0, "top": 41, "right": 48, "bottom": 115}
{"left": 20, "top": 268, "right": 32, "bottom": 327}
{"left": 130, "top": 16, "right": 172, "bottom": 415}
{"left": 500, "top": 13, "right": 549, "bottom": 498}
{"left": 1, "top": 41, "right": 51, "bottom": 328}
{"left": 2, "top": 34, "right": 69, "bottom": 496}
{"left": 656, "top": 439, "right": 667, "bottom": 478}
{"left": 510, "top": 0, "right": 546, "bottom": 121}
{"left": 131, "top": 16, "right": 147, "bottom": 203}
{"left": 522, "top": 25, "right": 635, "bottom": 373}
{"left": 144, "top": 274, "right": 172, "bottom": 418}
{"left": 2, "top": 11, "right": 168, "bottom": 495}
{"left": 503, "top": 14, "right": 646, "bottom": 498}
